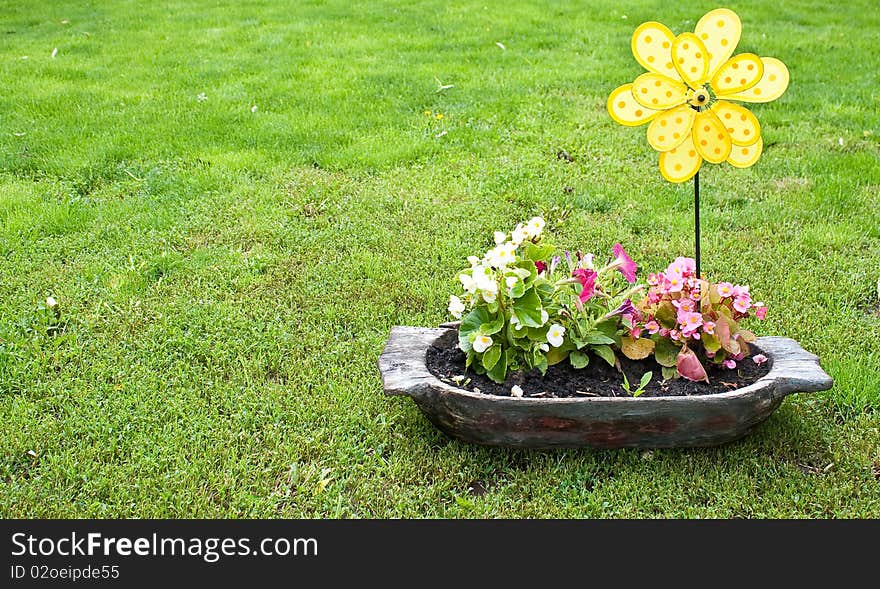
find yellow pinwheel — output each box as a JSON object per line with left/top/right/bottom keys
{"left": 607, "top": 8, "right": 789, "bottom": 182}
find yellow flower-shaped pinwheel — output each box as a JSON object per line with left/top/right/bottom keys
{"left": 607, "top": 8, "right": 789, "bottom": 182}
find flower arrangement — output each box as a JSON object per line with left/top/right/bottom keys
{"left": 449, "top": 217, "right": 768, "bottom": 390}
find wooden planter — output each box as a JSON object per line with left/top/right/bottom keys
{"left": 378, "top": 326, "right": 833, "bottom": 449}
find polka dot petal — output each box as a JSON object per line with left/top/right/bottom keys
{"left": 607, "top": 84, "right": 662, "bottom": 127}
{"left": 632, "top": 73, "right": 688, "bottom": 109}
{"left": 692, "top": 110, "right": 732, "bottom": 164}
{"left": 659, "top": 135, "right": 702, "bottom": 183}
{"left": 695, "top": 8, "right": 742, "bottom": 78}
{"left": 723, "top": 57, "right": 789, "bottom": 103}
{"left": 671, "top": 33, "right": 710, "bottom": 88}
{"left": 631, "top": 22, "right": 681, "bottom": 81}
{"left": 711, "top": 100, "right": 761, "bottom": 146}
{"left": 647, "top": 104, "right": 696, "bottom": 152}
{"left": 727, "top": 136, "right": 764, "bottom": 168}
{"left": 711, "top": 53, "right": 764, "bottom": 96}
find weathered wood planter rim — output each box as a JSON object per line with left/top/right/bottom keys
{"left": 378, "top": 326, "right": 834, "bottom": 448}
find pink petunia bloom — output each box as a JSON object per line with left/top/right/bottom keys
{"left": 535, "top": 260, "right": 547, "bottom": 274}
{"left": 723, "top": 359, "right": 737, "bottom": 369}
{"left": 572, "top": 268, "right": 597, "bottom": 303}
{"left": 716, "top": 282, "right": 735, "bottom": 298}
{"left": 733, "top": 295, "right": 751, "bottom": 314}
{"left": 752, "top": 354, "right": 768, "bottom": 366}
{"left": 645, "top": 320, "right": 661, "bottom": 335}
{"left": 702, "top": 321, "right": 715, "bottom": 335}
{"left": 611, "top": 243, "right": 638, "bottom": 283}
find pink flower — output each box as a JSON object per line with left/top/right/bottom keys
{"left": 611, "top": 243, "right": 638, "bottom": 283}
{"left": 716, "top": 282, "right": 735, "bottom": 298}
{"left": 723, "top": 359, "right": 737, "bottom": 369}
{"left": 705, "top": 350, "right": 715, "bottom": 359}
{"left": 702, "top": 321, "right": 715, "bottom": 335}
{"left": 667, "top": 257, "right": 696, "bottom": 278}
{"left": 535, "top": 260, "right": 547, "bottom": 274}
{"left": 670, "top": 329, "right": 681, "bottom": 341}
{"left": 679, "top": 311, "right": 703, "bottom": 335}
{"left": 733, "top": 285, "right": 750, "bottom": 298}
{"left": 672, "top": 298, "right": 696, "bottom": 313}
{"left": 647, "top": 291, "right": 662, "bottom": 304}
{"left": 754, "top": 303, "right": 768, "bottom": 320}
{"left": 572, "top": 268, "right": 597, "bottom": 303}
{"left": 659, "top": 328, "right": 670, "bottom": 337}
{"left": 645, "top": 320, "right": 660, "bottom": 335}
{"left": 752, "top": 354, "right": 768, "bottom": 366}
{"left": 647, "top": 272, "right": 662, "bottom": 287}
{"left": 733, "top": 295, "right": 751, "bottom": 314}
{"left": 664, "top": 272, "right": 684, "bottom": 293}
{"left": 630, "top": 326, "right": 643, "bottom": 339}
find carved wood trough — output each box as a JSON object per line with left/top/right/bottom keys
{"left": 378, "top": 326, "right": 833, "bottom": 449}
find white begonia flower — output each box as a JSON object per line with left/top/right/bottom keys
{"left": 473, "top": 335, "right": 493, "bottom": 353}
{"left": 527, "top": 216, "right": 545, "bottom": 238}
{"left": 510, "top": 315, "right": 525, "bottom": 331}
{"left": 539, "top": 343, "right": 549, "bottom": 352}
{"left": 494, "top": 231, "right": 507, "bottom": 245}
{"left": 481, "top": 290, "right": 497, "bottom": 304}
{"left": 472, "top": 265, "right": 497, "bottom": 293}
{"left": 510, "top": 224, "right": 527, "bottom": 246}
{"left": 448, "top": 295, "right": 465, "bottom": 319}
{"left": 467, "top": 255, "right": 480, "bottom": 267}
{"left": 547, "top": 324, "right": 565, "bottom": 347}
{"left": 510, "top": 385, "right": 524, "bottom": 398}
{"left": 488, "top": 242, "right": 517, "bottom": 268}
{"left": 540, "top": 309, "right": 549, "bottom": 325}
{"left": 505, "top": 276, "right": 518, "bottom": 289}
{"left": 459, "top": 273, "right": 477, "bottom": 294}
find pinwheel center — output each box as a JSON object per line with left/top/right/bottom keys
{"left": 688, "top": 86, "right": 712, "bottom": 110}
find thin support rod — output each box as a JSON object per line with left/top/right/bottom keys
{"left": 694, "top": 171, "right": 701, "bottom": 278}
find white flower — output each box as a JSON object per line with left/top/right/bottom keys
{"left": 473, "top": 335, "right": 493, "bottom": 353}
{"left": 510, "top": 385, "right": 524, "bottom": 397}
{"left": 472, "top": 265, "right": 497, "bottom": 293}
{"left": 482, "top": 290, "right": 497, "bottom": 304}
{"left": 579, "top": 253, "right": 595, "bottom": 270}
{"left": 494, "top": 231, "right": 507, "bottom": 245}
{"left": 487, "top": 242, "right": 516, "bottom": 268}
{"left": 547, "top": 324, "right": 565, "bottom": 347}
{"left": 510, "top": 315, "right": 525, "bottom": 331}
{"left": 539, "top": 343, "right": 549, "bottom": 352}
{"left": 467, "top": 255, "right": 480, "bottom": 267}
{"left": 448, "top": 295, "right": 465, "bottom": 319}
{"left": 510, "top": 224, "right": 527, "bottom": 246}
{"left": 540, "top": 309, "right": 549, "bottom": 325}
{"left": 459, "top": 273, "right": 477, "bottom": 294}
{"left": 527, "top": 216, "right": 545, "bottom": 238}
{"left": 505, "top": 276, "right": 519, "bottom": 289}
{"left": 46, "top": 296, "right": 58, "bottom": 308}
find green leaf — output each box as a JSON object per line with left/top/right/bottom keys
{"left": 507, "top": 282, "right": 525, "bottom": 299}
{"left": 486, "top": 350, "right": 508, "bottom": 383}
{"left": 655, "top": 302, "right": 677, "bottom": 329}
{"left": 545, "top": 344, "right": 572, "bottom": 366}
{"left": 533, "top": 278, "right": 554, "bottom": 298}
{"left": 481, "top": 344, "right": 502, "bottom": 371}
{"left": 585, "top": 332, "right": 616, "bottom": 346}
{"left": 639, "top": 371, "right": 653, "bottom": 389}
{"left": 701, "top": 332, "right": 722, "bottom": 354}
{"left": 479, "top": 316, "right": 504, "bottom": 336}
{"left": 593, "top": 344, "right": 616, "bottom": 367}
{"left": 569, "top": 350, "right": 589, "bottom": 369}
{"left": 459, "top": 307, "right": 490, "bottom": 352}
{"left": 661, "top": 366, "right": 679, "bottom": 381}
{"left": 523, "top": 242, "right": 555, "bottom": 263}
{"left": 512, "top": 288, "right": 543, "bottom": 327}
{"left": 594, "top": 319, "right": 619, "bottom": 339}
{"left": 653, "top": 337, "right": 681, "bottom": 367}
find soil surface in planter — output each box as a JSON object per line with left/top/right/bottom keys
{"left": 426, "top": 338, "right": 772, "bottom": 398}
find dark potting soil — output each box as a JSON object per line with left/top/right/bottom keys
{"left": 425, "top": 333, "right": 772, "bottom": 398}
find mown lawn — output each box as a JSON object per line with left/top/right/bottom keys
{"left": 1, "top": 0, "right": 878, "bottom": 517}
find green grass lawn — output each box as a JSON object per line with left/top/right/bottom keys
{"left": 1, "top": 0, "right": 878, "bottom": 518}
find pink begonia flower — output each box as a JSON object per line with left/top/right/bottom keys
{"left": 723, "top": 359, "right": 737, "bottom": 369}
{"left": 733, "top": 295, "right": 751, "bottom": 314}
{"left": 572, "top": 268, "right": 597, "bottom": 303}
{"left": 673, "top": 298, "right": 696, "bottom": 313}
{"left": 752, "top": 354, "right": 768, "bottom": 366}
{"left": 691, "top": 331, "right": 701, "bottom": 340}
{"left": 679, "top": 311, "right": 703, "bottom": 335}
{"left": 645, "top": 320, "right": 660, "bottom": 335}
{"left": 754, "top": 303, "right": 768, "bottom": 320}
{"left": 664, "top": 272, "right": 685, "bottom": 293}
{"left": 630, "top": 326, "right": 643, "bottom": 339}
{"left": 716, "top": 282, "right": 735, "bottom": 298}
{"left": 647, "top": 273, "right": 661, "bottom": 287}
{"left": 732, "top": 352, "right": 744, "bottom": 361}
{"left": 611, "top": 243, "right": 637, "bottom": 283}
{"left": 733, "top": 285, "right": 750, "bottom": 297}
{"left": 667, "top": 257, "right": 696, "bottom": 278}
{"left": 535, "top": 260, "right": 547, "bottom": 274}
{"left": 659, "top": 328, "right": 670, "bottom": 337}
{"left": 670, "top": 329, "right": 681, "bottom": 341}
{"left": 702, "top": 321, "right": 716, "bottom": 335}
{"left": 647, "top": 291, "right": 662, "bottom": 304}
